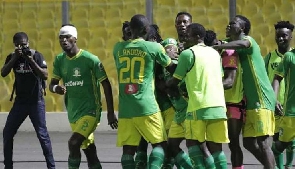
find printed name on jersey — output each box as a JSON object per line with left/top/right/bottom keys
{"left": 124, "top": 84, "right": 138, "bottom": 94}
{"left": 64, "top": 80, "right": 84, "bottom": 87}
{"left": 73, "top": 67, "right": 81, "bottom": 77}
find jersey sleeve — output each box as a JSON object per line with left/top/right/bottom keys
{"left": 275, "top": 52, "right": 291, "bottom": 78}
{"left": 154, "top": 43, "right": 171, "bottom": 67}
{"left": 173, "top": 49, "right": 194, "bottom": 80}
{"left": 91, "top": 55, "right": 108, "bottom": 83}
{"left": 34, "top": 52, "right": 47, "bottom": 69}
{"left": 4, "top": 54, "right": 12, "bottom": 64}
{"left": 52, "top": 55, "right": 62, "bottom": 80}
{"left": 222, "top": 49, "right": 238, "bottom": 69}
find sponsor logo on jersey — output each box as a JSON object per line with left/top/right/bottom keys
{"left": 73, "top": 67, "right": 81, "bottom": 77}
{"left": 15, "top": 63, "right": 33, "bottom": 73}
{"left": 124, "top": 84, "right": 138, "bottom": 94}
{"left": 64, "top": 80, "right": 84, "bottom": 87}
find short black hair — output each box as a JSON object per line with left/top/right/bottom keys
{"left": 176, "top": 11, "right": 192, "bottom": 21}
{"left": 61, "top": 24, "right": 76, "bottom": 28}
{"left": 188, "top": 23, "right": 206, "bottom": 39}
{"left": 236, "top": 15, "right": 251, "bottom": 35}
{"left": 146, "top": 24, "right": 163, "bottom": 43}
{"left": 13, "top": 32, "right": 28, "bottom": 42}
{"left": 129, "top": 14, "right": 150, "bottom": 33}
{"left": 274, "top": 21, "right": 294, "bottom": 31}
{"left": 204, "top": 30, "right": 217, "bottom": 46}
{"left": 122, "top": 21, "right": 130, "bottom": 31}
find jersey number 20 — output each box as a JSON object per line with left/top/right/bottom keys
{"left": 119, "top": 56, "right": 145, "bottom": 83}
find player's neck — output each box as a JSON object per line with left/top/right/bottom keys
{"left": 277, "top": 46, "right": 291, "bottom": 55}
{"left": 65, "top": 47, "right": 80, "bottom": 58}
{"left": 178, "top": 35, "right": 186, "bottom": 43}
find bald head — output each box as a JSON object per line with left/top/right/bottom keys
{"left": 130, "top": 14, "right": 150, "bottom": 38}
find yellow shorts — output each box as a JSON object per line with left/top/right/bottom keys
{"left": 243, "top": 109, "right": 275, "bottom": 137}
{"left": 70, "top": 115, "right": 100, "bottom": 149}
{"left": 168, "top": 120, "right": 185, "bottom": 138}
{"left": 274, "top": 116, "right": 283, "bottom": 133}
{"left": 185, "top": 114, "right": 229, "bottom": 143}
{"left": 117, "top": 112, "right": 167, "bottom": 147}
{"left": 161, "top": 107, "right": 175, "bottom": 131}
{"left": 279, "top": 116, "right": 295, "bottom": 142}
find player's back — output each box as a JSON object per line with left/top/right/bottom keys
{"left": 185, "top": 44, "right": 225, "bottom": 111}
{"left": 237, "top": 36, "right": 276, "bottom": 111}
{"left": 113, "top": 39, "right": 171, "bottom": 118}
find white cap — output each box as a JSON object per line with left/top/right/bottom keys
{"left": 59, "top": 25, "right": 78, "bottom": 39}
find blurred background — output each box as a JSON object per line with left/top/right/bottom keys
{"left": 0, "top": 0, "right": 294, "bottom": 112}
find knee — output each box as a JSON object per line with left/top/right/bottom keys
{"left": 243, "top": 140, "right": 255, "bottom": 151}
{"left": 123, "top": 145, "right": 137, "bottom": 156}
{"left": 68, "top": 138, "right": 82, "bottom": 150}
{"left": 229, "top": 138, "right": 240, "bottom": 150}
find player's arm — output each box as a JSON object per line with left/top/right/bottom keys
{"left": 166, "top": 49, "right": 193, "bottom": 88}
{"left": 272, "top": 54, "right": 289, "bottom": 116}
{"left": 26, "top": 52, "right": 48, "bottom": 80}
{"left": 49, "top": 78, "right": 66, "bottom": 95}
{"left": 100, "top": 78, "right": 118, "bottom": 129}
{"left": 1, "top": 54, "right": 18, "bottom": 77}
{"left": 223, "top": 69, "right": 237, "bottom": 89}
{"left": 213, "top": 39, "right": 251, "bottom": 50}
{"left": 49, "top": 56, "right": 66, "bottom": 95}
{"left": 94, "top": 58, "right": 118, "bottom": 129}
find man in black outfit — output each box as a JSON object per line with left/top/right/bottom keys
{"left": 1, "top": 32, "right": 55, "bottom": 169}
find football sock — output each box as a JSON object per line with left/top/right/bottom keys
{"left": 212, "top": 151, "right": 227, "bottom": 169}
{"left": 121, "top": 154, "right": 135, "bottom": 169}
{"left": 149, "top": 147, "right": 165, "bottom": 169}
{"left": 68, "top": 157, "right": 81, "bottom": 169}
{"left": 175, "top": 150, "right": 193, "bottom": 168}
{"left": 135, "top": 151, "right": 148, "bottom": 168}
{"left": 188, "top": 145, "right": 206, "bottom": 169}
{"left": 285, "top": 140, "right": 295, "bottom": 167}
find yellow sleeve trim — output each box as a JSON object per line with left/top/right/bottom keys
{"left": 98, "top": 76, "right": 108, "bottom": 83}
{"left": 163, "top": 58, "right": 172, "bottom": 68}
{"left": 52, "top": 74, "right": 61, "bottom": 80}
{"left": 173, "top": 74, "right": 183, "bottom": 80}
{"left": 274, "top": 71, "right": 284, "bottom": 78}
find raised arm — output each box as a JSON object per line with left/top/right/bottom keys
{"left": 213, "top": 39, "right": 250, "bottom": 50}
{"left": 1, "top": 54, "right": 18, "bottom": 77}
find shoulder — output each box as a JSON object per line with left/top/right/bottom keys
{"left": 81, "top": 50, "right": 99, "bottom": 59}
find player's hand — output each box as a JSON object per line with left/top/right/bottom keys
{"left": 107, "top": 112, "right": 118, "bottom": 129}
{"left": 55, "top": 85, "right": 66, "bottom": 95}
{"left": 275, "top": 101, "right": 284, "bottom": 116}
{"left": 13, "top": 48, "right": 22, "bottom": 59}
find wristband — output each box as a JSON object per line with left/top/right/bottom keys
{"left": 52, "top": 85, "right": 58, "bottom": 93}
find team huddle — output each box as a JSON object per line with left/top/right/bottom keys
{"left": 1, "top": 10, "right": 295, "bottom": 169}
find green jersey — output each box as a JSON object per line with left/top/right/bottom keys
{"left": 155, "top": 62, "right": 173, "bottom": 112}
{"left": 53, "top": 49, "right": 106, "bottom": 123}
{"left": 173, "top": 43, "right": 226, "bottom": 119}
{"left": 113, "top": 39, "right": 171, "bottom": 118}
{"left": 265, "top": 49, "right": 291, "bottom": 104}
{"left": 275, "top": 49, "right": 295, "bottom": 116}
{"left": 237, "top": 36, "right": 276, "bottom": 111}
{"left": 163, "top": 61, "right": 187, "bottom": 124}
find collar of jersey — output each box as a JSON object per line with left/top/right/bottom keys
{"left": 197, "top": 43, "right": 206, "bottom": 47}
{"left": 131, "top": 38, "right": 145, "bottom": 42}
{"left": 66, "top": 49, "right": 82, "bottom": 60}
{"left": 275, "top": 47, "right": 294, "bottom": 57}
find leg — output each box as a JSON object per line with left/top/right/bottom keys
{"left": 285, "top": 140, "right": 295, "bottom": 168}
{"left": 273, "top": 132, "right": 284, "bottom": 169}
{"left": 3, "top": 103, "right": 28, "bottom": 169}
{"left": 186, "top": 139, "right": 207, "bottom": 169}
{"left": 207, "top": 118, "right": 229, "bottom": 169}
{"left": 29, "top": 100, "right": 55, "bottom": 169}
{"left": 257, "top": 135, "right": 275, "bottom": 168}
{"left": 134, "top": 137, "right": 148, "bottom": 168}
{"left": 243, "top": 137, "right": 264, "bottom": 164}
{"left": 227, "top": 118, "right": 243, "bottom": 167}
{"left": 82, "top": 143, "right": 101, "bottom": 169}
{"left": 122, "top": 145, "right": 137, "bottom": 169}
{"left": 68, "top": 132, "right": 85, "bottom": 168}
